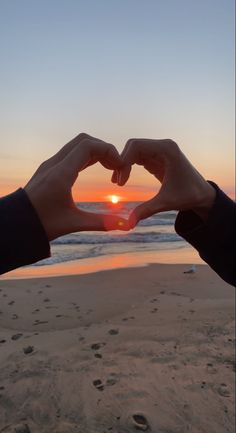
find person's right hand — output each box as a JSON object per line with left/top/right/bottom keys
{"left": 112, "top": 139, "right": 216, "bottom": 227}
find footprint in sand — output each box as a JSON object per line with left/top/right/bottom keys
{"left": 11, "top": 333, "right": 23, "bottom": 341}
{"left": 33, "top": 320, "right": 49, "bottom": 326}
{"left": 23, "top": 346, "right": 34, "bottom": 355}
{"left": 218, "top": 383, "right": 231, "bottom": 398}
{"left": 93, "top": 379, "right": 104, "bottom": 391}
{"left": 106, "top": 377, "right": 118, "bottom": 386}
{"left": 91, "top": 342, "right": 106, "bottom": 350}
{"left": 108, "top": 329, "right": 119, "bottom": 335}
{"left": 206, "top": 363, "right": 218, "bottom": 374}
{"left": 15, "top": 424, "right": 31, "bottom": 433}
{"left": 132, "top": 414, "right": 150, "bottom": 431}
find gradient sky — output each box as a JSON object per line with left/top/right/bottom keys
{"left": 0, "top": 0, "right": 235, "bottom": 201}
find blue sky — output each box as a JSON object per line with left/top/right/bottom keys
{"left": 0, "top": 0, "right": 235, "bottom": 197}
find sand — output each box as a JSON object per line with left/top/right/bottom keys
{"left": 0, "top": 263, "right": 235, "bottom": 433}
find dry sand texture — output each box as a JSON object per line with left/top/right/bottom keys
{"left": 0, "top": 264, "right": 235, "bottom": 433}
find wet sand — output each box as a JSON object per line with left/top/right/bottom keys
{"left": 0, "top": 263, "right": 235, "bottom": 433}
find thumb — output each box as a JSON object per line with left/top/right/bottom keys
{"left": 129, "top": 195, "right": 164, "bottom": 228}
{"left": 70, "top": 210, "right": 130, "bottom": 232}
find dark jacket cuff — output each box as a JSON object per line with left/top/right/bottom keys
{"left": 175, "top": 182, "right": 236, "bottom": 286}
{"left": 0, "top": 188, "right": 50, "bottom": 274}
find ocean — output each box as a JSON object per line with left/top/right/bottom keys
{"left": 32, "top": 201, "right": 187, "bottom": 267}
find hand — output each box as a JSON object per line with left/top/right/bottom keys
{"left": 112, "top": 139, "right": 216, "bottom": 227}
{"left": 25, "top": 133, "right": 129, "bottom": 240}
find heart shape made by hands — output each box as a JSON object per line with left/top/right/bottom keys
{"left": 25, "top": 133, "right": 212, "bottom": 241}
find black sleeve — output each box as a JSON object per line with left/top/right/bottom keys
{"left": 175, "top": 182, "right": 236, "bottom": 287}
{"left": 0, "top": 188, "right": 50, "bottom": 275}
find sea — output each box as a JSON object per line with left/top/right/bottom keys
{"left": 32, "top": 201, "right": 187, "bottom": 267}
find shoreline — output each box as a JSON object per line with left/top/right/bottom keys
{"left": 2, "top": 245, "right": 204, "bottom": 280}
{"left": 0, "top": 262, "right": 234, "bottom": 432}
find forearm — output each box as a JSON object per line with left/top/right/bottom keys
{"left": 0, "top": 189, "right": 50, "bottom": 274}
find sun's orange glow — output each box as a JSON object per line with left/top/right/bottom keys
{"left": 110, "top": 195, "right": 119, "bottom": 204}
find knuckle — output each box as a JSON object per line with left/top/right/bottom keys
{"left": 126, "top": 138, "right": 134, "bottom": 146}
{"left": 125, "top": 139, "right": 139, "bottom": 154}
{"left": 163, "top": 139, "right": 180, "bottom": 155}
{"left": 103, "top": 143, "right": 119, "bottom": 162}
{"left": 165, "top": 138, "right": 178, "bottom": 148}
{"left": 77, "top": 132, "right": 89, "bottom": 142}
{"left": 127, "top": 138, "right": 137, "bottom": 148}
{"left": 107, "top": 143, "right": 117, "bottom": 154}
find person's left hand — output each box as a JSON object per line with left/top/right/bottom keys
{"left": 25, "top": 133, "right": 129, "bottom": 241}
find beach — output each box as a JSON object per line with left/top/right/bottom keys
{"left": 0, "top": 258, "right": 235, "bottom": 433}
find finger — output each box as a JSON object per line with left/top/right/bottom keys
{"left": 78, "top": 139, "right": 122, "bottom": 171}
{"left": 119, "top": 138, "right": 166, "bottom": 186}
{"left": 37, "top": 133, "right": 93, "bottom": 174}
{"left": 111, "top": 170, "right": 118, "bottom": 183}
{"left": 60, "top": 138, "right": 121, "bottom": 183}
{"left": 114, "top": 138, "right": 149, "bottom": 186}
{"left": 98, "top": 144, "right": 123, "bottom": 171}
{"left": 117, "top": 164, "right": 132, "bottom": 186}
{"left": 114, "top": 138, "right": 137, "bottom": 186}
{"left": 128, "top": 195, "right": 160, "bottom": 228}
{"left": 70, "top": 210, "right": 130, "bottom": 232}
{"left": 48, "top": 133, "right": 90, "bottom": 165}
{"left": 120, "top": 138, "right": 135, "bottom": 159}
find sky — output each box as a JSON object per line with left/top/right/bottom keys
{"left": 0, "top": 0, "right": 235, "bottom": 201}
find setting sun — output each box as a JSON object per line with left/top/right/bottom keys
{"left": 110, "top": 195, "right": 119, "bottom": 204}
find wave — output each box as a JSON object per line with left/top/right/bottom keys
{"left": 138, "top": 218, "right": 175, "bottom": 227}
{"left": 52, "top": 231, "right": 181, "bottom": 245}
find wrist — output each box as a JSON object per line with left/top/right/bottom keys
{"left": 191, "top": 182, "right": 216, "bottom": 222}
